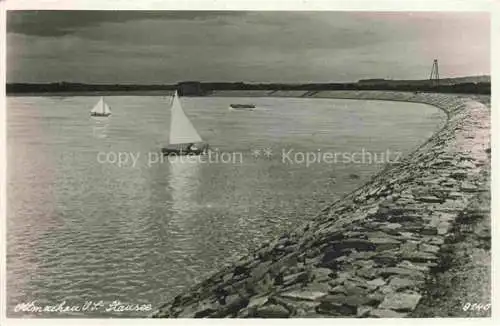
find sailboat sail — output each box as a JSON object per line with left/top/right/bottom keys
{"left": 90, "top": 97, "right": 111, "bottom": 115}
{"left": 169, "top": 92, "right": 203, "bottom": 145}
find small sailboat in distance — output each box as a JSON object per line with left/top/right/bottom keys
{"left": 161, "top": 91, "right": 209, "bottom": 156}
{"left": 90, "top": 97, "right": 112, "bottom": 117}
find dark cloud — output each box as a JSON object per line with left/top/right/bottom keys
{"left": 7, "top": 10, "right": 247, "bottom": 37}
{"left": 6, "top": 12, "right": 490, "bottom": 83}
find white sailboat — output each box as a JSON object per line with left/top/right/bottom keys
{"left": 161, "top": 91, "right": 209, "bottom": 155}
{"left": 90, "top": 97, "right": 112, "bottom": 117}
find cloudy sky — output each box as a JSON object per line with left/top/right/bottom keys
{"left": 6, "top": 11, "right": 490, "bottom": 84}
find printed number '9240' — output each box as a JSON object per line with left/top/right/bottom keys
{"left": 462, "top": 303, "right": 491, "bottom": 312}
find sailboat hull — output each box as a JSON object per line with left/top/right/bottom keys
{"left": 161, "top": 143, "right": 209, "bottom": 156}
{"left": 90, "top": 112, "right": 111, "bottom": 117}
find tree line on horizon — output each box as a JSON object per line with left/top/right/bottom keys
{"left": 6, "top": 80, "right": 491, "bottom": 95}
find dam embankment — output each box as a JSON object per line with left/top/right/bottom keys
{"left": 152, "top": 91, "right": 491, "bottom": 318}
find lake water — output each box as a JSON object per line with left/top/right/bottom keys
{"left": 6, "top": 96, "right": 445, "bottom": 317}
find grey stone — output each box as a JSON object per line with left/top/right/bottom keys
{"left": 457, "top": 161, "right": 476, "bottom": 169}
{"left": 328, "top": 272, "right": 350, "bottom": 286}
{"left": 378, "top": 284, "right": 395, "bottom": 294}
{"left": 312, "top": 267, "right": 334, "bottom": 282}
{"left": 305, "top": 248, "right": 321, "bottom": 259}
{"left": 220, "top": 294, "right": 250, "bottom": 316}
{"left": 283, "top": 271, "right": 309, "bottom": 286}
{"left": 356, "top": 267, "right": 381, "bottom": 279}
{"left": 427, "top": 215, "right": 441, "bottom": 227}
{"left": 329, "top": 285, "right": 348, "bottom": 295}
{"left": 334, "top": 255, "right": 351, "bottom": 263}
{"left": 438, "top": 199, "right": 466, "bottom": 212}
{"left": 250, "top": 261, "right": 272, "bottom": 280}
{"left": 271, "top": 253, "right": 299, "bottom": 274}
{"left": 247, "top": 296, "right": 269, "bottom": 309}
{"left": 381, "top": 267, "right": 425, "bottom": 279}
{"left": 281, "top": 290, "right": 328, "bottom": 301}
{"left": 302, "top": 312, "right": 328, "bottom": 318}
{"left": 316, "top": 301, "right": 357, "bottom": 316}
{"left": 370, "top": 308, "right": 408, "bottom": 318}
{"left": 192, "top": 304, "right": 218, "bottom": 318}
{"left": 381, "top": 223, "right": 403, "bottom": 231}
{"left": 349, "top": 251, "right": 377, "bottom": 260}
{"left": 176, "top": 305, "right": 201, "bottom": 318}
{"left": 320, "top": 248, "right": 348, "bottom": 267}
{"left": 461, "top": 182, "right": 478, "bottom": 192}
{"left": 305, "top": 256, "right": 321, "bottom": 266}
{"left": 396, "top": 260, "right": 430, "bottom": 273}
{"left": 342, "top": 281, "right": 370, "bottom": 296}
{"left": 419, "top": 243, "right": 440, "bottom": 254}
{"left": 283, "top": 244, "right": 300, "bottom": 253}
{"left": 327, "top": 293, "right": 383, "bottom": 307}
{"left": 448, "top": 192, "right": 464, "bottom": 199}
{"left": 399, "top": 232, "right": 419, "bottom": 240}
{"left": 400, "top": 241, "right": 419, "bottom": 253}
{"left": 319, "top": 295, "right": 357, "bottom": 308}
{"left": 442, "top": 181, "right": 456, "bottom": 188}
{"left": 373, "top": 251, "right": 401, "bottom": 265}
{"left": 281, "top": 281, "right": 303, "bottom": 293}
{"left": 388, "top": 277, "right": 423, "bottom": 291}
{"left": 439, "top": 212, "right": 456, "bottom": 222}
{"left": 343, "top": 231, "right": 366, "bottom": 238}
{"left": 253, "top": 273, "right": 274, "bottom": 293}
{"left": 387, "top": 214, "right": 421, "bottom": 223}
{"left": 369, "top": 237, "right": 401, "bottom": 251}
{"left": 437, "top": 221, "right": 452, "bottom": 235}
{"left": 237, "top": 307, "right": 250, "bottom": 318}
{"left": 223, "top": 273, "right": 234, "bottom": 284}
{"left": 353, "top": 259, "right": 375, "bottom": 269}
{"left": 378, "top": 292, "right": 422, "bottom": 311}
{"left": 303, "top": 282, "right": 332, "bottom": 293}
{"left": 427, "top": 236, "right": 445, "bottom": 245}
{"left": 334, "top": 238, "right": 376, "bottom": 251}
{"left": 272, "top": 295, "right": 320, "bottom": 313}
{"left": 357, "top": 306, "right": 372, "bottom": 317}
{"left": 367, "top": 278, "right": 386, "bottom": 287}
{"left": 254, "top": 304, "right": 290, "bottom": 318}
{"left": 417, "top": 196, "right": 443, "bottom": 203}
{"left": 421, "top": 226, "right": 438, "bottom": 235}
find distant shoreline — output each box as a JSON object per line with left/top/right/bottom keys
{"left": 6, "top": 90, "right": 174, "bottom": 97}
{"left": 6, "top": 84, "right": 492, "bottom": 97}
{"left": 5, "top": 76, "right": 492, "bottom": 96}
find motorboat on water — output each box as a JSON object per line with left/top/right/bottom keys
{"left": 228, "top": 103, "right": 256, "bottom": 111}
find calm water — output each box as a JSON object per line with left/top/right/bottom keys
{"left": 7, "top": 96, "right": 445, "bottom": 317}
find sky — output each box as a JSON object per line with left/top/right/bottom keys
{"left": 6, "top": 11, "right": 490, "bottom": 84}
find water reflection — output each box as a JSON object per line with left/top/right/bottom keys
{"left": 164, "top": 157, "right": 206, "bottom": 286}
{"left": 168, "top": 157, "right": 202, "bottom": 218}
{"left": 91, "top": 117, "right": 109, "bottom": 139}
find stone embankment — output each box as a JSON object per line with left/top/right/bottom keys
{"left": 152, "top": 91, "right": 490, "bottom": 318}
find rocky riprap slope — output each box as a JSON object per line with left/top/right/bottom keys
{"left": 152, "top": 91, "right": 490, "bottom": 318}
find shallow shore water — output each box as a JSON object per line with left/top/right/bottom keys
{"left": 153, "top": 91, "right": 491, "bottom": 318}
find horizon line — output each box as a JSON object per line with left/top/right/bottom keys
{"left": 5, "top": 74, "right": 492, "bottom": 86}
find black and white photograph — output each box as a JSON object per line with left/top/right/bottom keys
{"left": 1, "top": 0, "right": 494, "bottom": 321}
